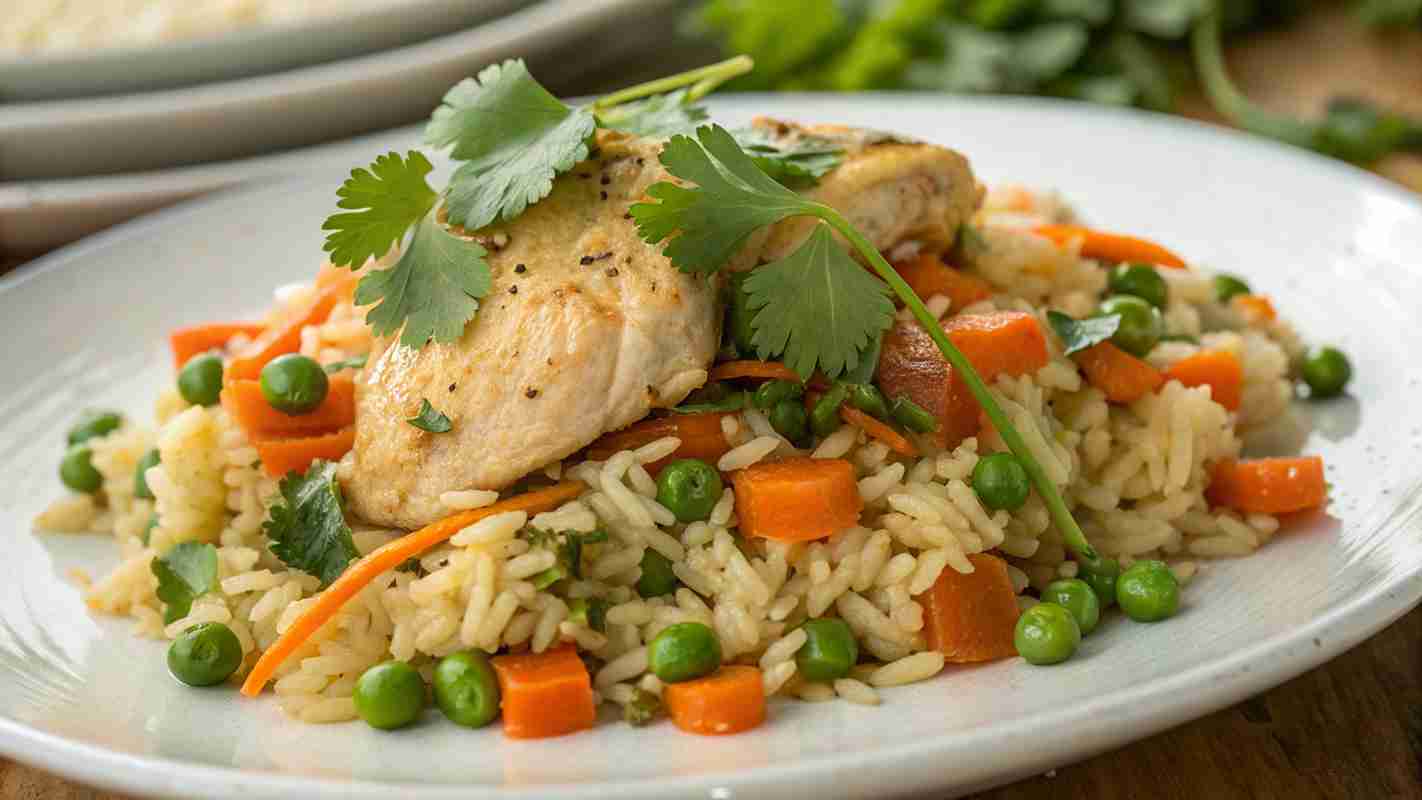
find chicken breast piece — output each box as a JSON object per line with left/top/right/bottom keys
{"left": 344, "top": 122, "right": 981, "bottom": 529}
{"left": 750, "top": 118, "right": 982, "bottom": 263}
{"left": 344, "top": 131, "right": 720, "bottom": 529}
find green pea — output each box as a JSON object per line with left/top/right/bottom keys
{"left": 67, "top": 410, "right": 123, "bottom": 445}
{"left": 769, "top": 398, "right": 809, "bottom": 445}
{"left": 177, "top": 352, "right": 224, "bottom": 407}
{"left": 1098, "top": 295, "right": 1164, "bottom": 358}
{"left": 1014, "top": 602, "right": 1081, "bottom": 666}
{"left": 432, "top": 651, "right": 500, "bottom": 728}
{"left": 637, "top": 549, "right": 679, "bottom": 598}
{"left": 1301, "top": 346, "right": 1352, "bottom": 398}
{"left": 648, "top": 622, "right": 722, "bottom": 683}
{"left": 354, "top": 661, "right": 426, "bottom": 730}
{"left": 810, "top": 384, "right": 849, "bottom": 438}
{"left": 971, "top": 453, "right": 1031, "bottom": 511}
{"left": 167, "top": 622, "right": 243, "bottom": 687}
{"left": 1078, "top": 557, "right": 1120, "bottom": 609}
{"left": 795, "top": 618, "right": 859, "bottom": 682}
{"left": 133, "top": 448, "right": 161, "bottom": 500}
{"left": 259, "top": 354, "right": 329, "bottom": 415}
{"left": 890, "top": 396, "right": 938, "bottom": 434}
{"left": 1116, "top": 560, "right": 1180, "bottom": 622}
{"left": 1040, "top": 579, "right": 1101, "bottom": 635}
{"left": 60, "top": 444, "right": 102, "bottom": 493}
{"left": 655, "top": 458, "right": 723, "bottom": 523}
{"left": 1108, "top": 263, "right": 1169, "bottom": 309}
{"left": 963, "top": 0, "right": 1035, "bottom": 29}
{"left": 1214, "top": 273, "right": 1252, "bottom": 303}
{"left": 727, "top": 272, "right": 757, "bottom": 356}
{"left": 847, "top": 383, "right": 890, "bottom": 420}
{"left": 753, "top": 379, "right": 803, "bottom": 410}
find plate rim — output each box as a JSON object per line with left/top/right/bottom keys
{"left": 3, "top": 94, "right": 1421, "bottom": 799}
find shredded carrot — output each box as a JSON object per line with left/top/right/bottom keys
{"left": 1232, "top": 293, "right": 1277, "bottom": 322}
{"left": 917, "top": 553, "right": 1020, "bottom": 663}
{"left": 663, "top": 665, "right": 766, "bottom": 735}
{"left": 708, "top": 360, "right": 803, "bottom": 383}
{"left": 840, "top": 405, "right": 917, "bottom": 456}
{"left": 731, "top": 457, "right": 862, "bottom": 542}
{"left": 240, "top": 481, "right": 585, "bottom": 697}
{"left": 169, "top": 323, "right": 267, "bottom": 370}
{"left": 877, "top": 312, "right": 1050, "bottom": 447}
{"left": 226, "top": 283, "right": 348, "bottom": 382}
{"left": 1206, "top": 456, "right": 1327, "bottom": 514}
{"left": 221, "top": 375, "right": 356, "bottom": 438}
{"left": 491, "top": 645, "right": 596, "bottom": 739}
{"left": 1032, "top": 224, "right": 1186, "bottom": 269}
{"left": 1164, "top": 350, "right": 1243, "bottom": 411}
{"left": 253, "top": 428, "right": 355, "bottom": 478}
{"left": 1074, "top": 341, "right": 1164, "bottom": 404}
{"left": 893, "top": 253, "right": 994, "bottom": 313}
{"left": 585, "top": 412, "right": 731, "bottom": 473}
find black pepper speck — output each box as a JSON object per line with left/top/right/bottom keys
{"left": 600, "top": 191, "right": 608, "bottom": 201}
{"left": 449, "top": 383, "right": 457, "bottom": 392}
{"left": 508, "top": 285, "right": 518, "bottom": 294}
{"left": 606, "top": 268, "right": 619, "bottom": 277}
{"left": 600, "top": 175, "right": 611, "bottom": 186}
{"left": 580, "top": 255, "right": 595, "bottom": 265}
{"left": 526, "top": 388, "right": 539, "bottom": 399}
{"left": 514, "top": 263, "right": 526, "bottom": 273}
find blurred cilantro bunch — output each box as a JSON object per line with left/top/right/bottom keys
{"left": 693, "top": 0, "right": 1422, "bottom": 163}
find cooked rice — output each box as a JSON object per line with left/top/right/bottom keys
{"left": 37, "top": 190, "right": 1315, "bottom": 727}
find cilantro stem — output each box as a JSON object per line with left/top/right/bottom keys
{"left": 1191, "top": 8, "right": 1315, "bottom": 149}
{"left": 592, "top": 56, "right": 754, "bottom": 110}
{"left": 812, "top": 206, "right": 1101, "bottom": 568}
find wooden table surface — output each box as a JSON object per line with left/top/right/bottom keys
{"left": 2, "top": 4, "right": 1419, "bottom": 797}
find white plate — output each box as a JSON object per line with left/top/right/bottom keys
{"left": 0, "top": 0, "right": 531, "bottom": 102}
{"left": 1, "top": 95, "right": 1420, "bottom": 800}
{"left": 0, "top": 0, "right": 675, "bottom": 180}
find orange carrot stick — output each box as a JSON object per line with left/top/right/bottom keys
{"left": 663, "top": 665, "right": 766, "bottom": 735}
{"left": 840, "top": 405, "right": 917, "bottom": 457}
{"left": 1074, "top": 341, "right": 1164, "bottom": 404}
{"left": 1032, "top": 224, "right": 1186, "bottom": 269}
{"left": 240, "top": 481, "right": 585, "bottom": 697}
{"left": 1164, "top": 350, "right": 1243, "bottom": 411}
{"left": 1206, "top": 457, "right": 1327, "bottom": 514}
{"left": 893, "top": 253, "right": 994, "bottom": 313}
{"left": 226, "top": 284, "right": 348, "bottom": 382}
{"left": 491, "top": 645, "right": 597, "bottom": 739}
{"left": 917, "top": 552, "right": 1020, "bottom": 663}
{"left": 731, "top": 457, "right": 862, "bottom": 542}
{"left": 221, "top": 375, "right": 356, "bottom": 438}
{"left": 169, "top": 323, "right": 267, "bottom": 370}
{"left": 585, "top": 412, "right": 732, "bottom": 472}
{"left": 253, "top": 428, "right": 355, "bottom": 478}
{"left": 708, "top": 360, "right": 803, "bottom": 383}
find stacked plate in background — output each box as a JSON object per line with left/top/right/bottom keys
{"left": 0, "top": 0, "right": 680, "bottom": 254}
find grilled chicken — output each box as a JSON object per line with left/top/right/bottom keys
{"left": 344, "top": 122, "right": 980, "bottom": 529}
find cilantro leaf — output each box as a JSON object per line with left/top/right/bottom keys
{"left": 598, "top": 88, "right": 709, "bottom": 138}
{"left": 355, "top": 211, "right": 491, "bottom": 349}
{"left": 425, "top": 59, "right": 596, "bottom": 231}
{"left": 631, "top": 124, "right": 810, "bottom": 275}
{"left": 407, "top": 399, "right": 453, "bottom": 433}
{"left": 1047, "top": 310, "right": 1121, "bottom": 355}
{"left": 152, "top": 542, "right": 218, "bottom": 624}
{"left": 841, "top": 327, "right": 884, "bottom": 385}
{"left": 743, "top": 223, "right": 895, "bottom": 380}
{"left": 321, "top": 151, "right": 438, "bottom": 269}
{"left": 262, "top": 460, "right": 358, "bottom": 587}
{"left": 732, "top": 126, "right": 845, "bottom": 187}
{"left": 324, "top": 354, "right": 367, "bottom": 374}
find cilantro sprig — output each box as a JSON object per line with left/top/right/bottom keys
{"left": 320, "top": 56, "right": 753, "bottom": 350}
{"left": 631, "top": 123, "right": 1101, "bottom": 568}
{"left": 152, "top": 542, "right": 219, "bottom": 624}
{"left": 262, "top": 460, "right": 359, "bottom": 587}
